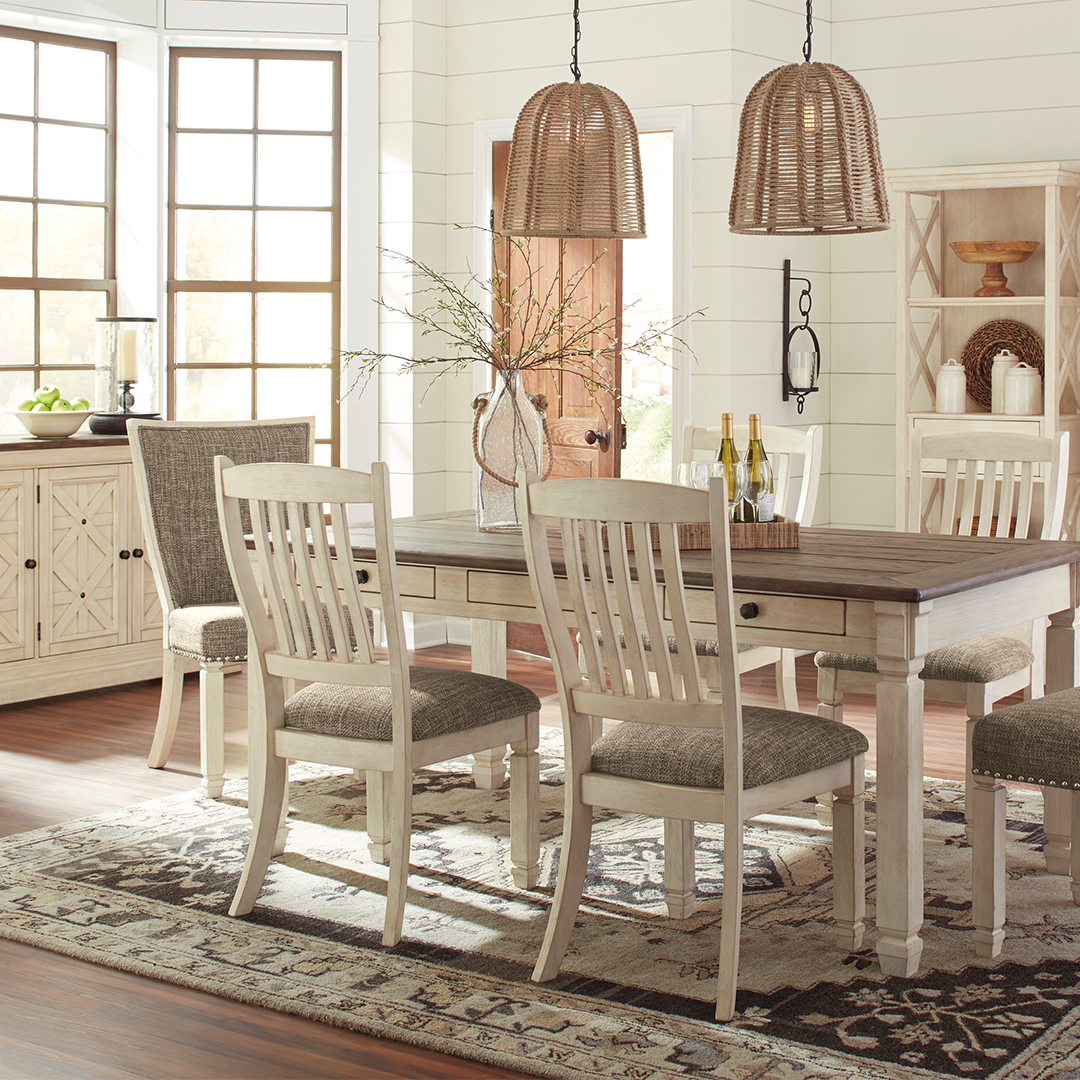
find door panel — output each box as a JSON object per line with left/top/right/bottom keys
{"left": 0, "top": 470, "right": 35, "bottom": 663}
{"left": 125, "top": 465, "right": 164, "bottom": 643}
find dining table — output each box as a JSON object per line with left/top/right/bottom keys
{"left": 343, "top": 510, "right": 1080, "bottom": 978}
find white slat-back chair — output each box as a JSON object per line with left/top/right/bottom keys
{"left": 519, "top": 470, "right": 867, "bottom": 1021}
{"left": 216, "top": 458, "right": 541, "bottom": 946}
{"left": 816, "top": 429, "right": 1069, "bottom": 836}
{"left": 681, "top": 421, "right": 824, "bottom": 710}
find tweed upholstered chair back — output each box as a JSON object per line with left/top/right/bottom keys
{"left": 129, "top": 418, "right": 315, "bottom": 612}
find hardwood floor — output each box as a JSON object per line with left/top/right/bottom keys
{"left": 0, "top": 647, "right": 985, "bottom": 1079}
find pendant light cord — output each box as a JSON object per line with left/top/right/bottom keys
{"left": 802, "top": 0, "right": 813, "bottom": 62}
{"left": 570, "top": 0, "right": 582, "bottom": 81}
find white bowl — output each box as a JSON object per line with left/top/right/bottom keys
{"left": 7, "top": 409, "right": 98, "bottom": 438}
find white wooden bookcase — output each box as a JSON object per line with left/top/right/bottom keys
{"left": 888, "top": 161, "right": 1080, "bottom": 535}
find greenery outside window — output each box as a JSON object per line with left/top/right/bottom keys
{"left": 0, "top": 26, "right": 115, "bottom": 431}
{"left": 168, "top": 48, "right": 341, "bottom": 463}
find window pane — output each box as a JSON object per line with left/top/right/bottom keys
{"left": 256, "top": 210, "right": 330, "bottom": 281}
{"left": 39, "top": 43, "right": 105, "bottom": 124}
{"left": 0, "top": 119, "right": 33, "bottom": 197}
{"left": 176, "top": 367, "right": 252, "bottom": 421}
{"left": 0, "top": 371, "right": 37, "bottom": 433}
{"left": 176, "top": 134, "right": 252, "bottom": 206}
{"left": 176, "top": 57, "right": 253, "bottom": 129}
{"left": 37, "top": 366, "right": 95, "bottom": 404}
{"left": 39, "top": 205, "right": 105, "bottom": 278}
{"left": 257, "top": 365, "right": 329, "bottom": 433}
{"left": 176, "top": 209, "right": 252, "bottom": 280}
{"left": 258, "top": 59, "right": 332, "bottom": 131}
{"left": 0, "top": 36, "right": 33, "bottom": 117}
{"left": 177, "top": 292, "right": 252, "bottom": 364}
{"left": 41, "top": 291, "right": 105, "bottom": 365}
{"left": 257, "top": 135, "right": 331, "bottom": 206}
{"left": 39, "top": 125, "right": 105, "bottom": 202}
{"left": 0, "top": 202, "right": 32, "bottom": 275}
{"left": 0, "top": 290, "right": 34, "bottom": 364}
{"left": 256, "top": 293, "right": 331, "bottom": 364}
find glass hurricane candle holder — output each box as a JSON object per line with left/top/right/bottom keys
{"left": 92, "top": 317, "right": 160, "bottom": 434}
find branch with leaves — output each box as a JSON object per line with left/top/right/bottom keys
{"left": 341, "top": 227, "right": 701, "bottom": 403}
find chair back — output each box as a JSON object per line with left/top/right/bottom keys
{"left": 910, "top": 429, "right": 1069, "bottom": 540}
{"left": 679, "top": 420, "right": 823, "bottom": 524}
{"left": 215, "top": 459, "right": 412, "bottom": 735}
{"left": 129, "top": 417, "right": 314, "bottom": 611}
{"left": 519, "top": 471, "right": 744, "bottom": 795}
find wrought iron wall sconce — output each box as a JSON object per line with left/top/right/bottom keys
{"left": 782, "top": 259, "right": 820, "bottom": 414}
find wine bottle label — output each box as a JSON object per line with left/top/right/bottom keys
{"left": 756, "top": 492, "right": 775, "bottom": 522}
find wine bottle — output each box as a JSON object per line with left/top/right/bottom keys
{"left": 745, "top": 413, "right": 775, "bottom": 522}
{"left": 715, "top": 412, "right": 740, "bottom": 509}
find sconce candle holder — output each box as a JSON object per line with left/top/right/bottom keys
{"left": 782, "top": 259, "right": 820, "bottom": 415}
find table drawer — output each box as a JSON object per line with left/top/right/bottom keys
{"left": 352, "top": 560, "right": 436, "bottom": 599}
{"left": 678, "top": 589, "right": 846, "bottom": 636}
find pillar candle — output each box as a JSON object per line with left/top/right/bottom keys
{"left": 116, "top": 329, "right": 138, "bottom": 382}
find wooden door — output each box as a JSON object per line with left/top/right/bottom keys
{"left": 40, "top": 465, "right": 124, "bottom": 656}
{"left": 124, "top": 465, "right": 164, "bottom": 643}
{"left": 0, "top": 469, "right": 36, "bottom": 663}
{"left": 492, "top": 142, "right": 622, "bottom": 479}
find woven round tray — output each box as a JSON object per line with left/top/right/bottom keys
{"left": 958, "top": 319, "right": 1043, "bottom": 410}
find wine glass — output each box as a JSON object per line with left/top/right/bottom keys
{"left": 677, "top": 461, "right": 714, "bottom": 489}
{"left": 722, "top": 459, "right": 747, "bottom": 521}
{"left": 745, "top": 458, "right": 774, "bottom": 522}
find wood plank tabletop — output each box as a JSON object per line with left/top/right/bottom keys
{"left": 346, "top": 510, "right": 1080, "bottom": 604}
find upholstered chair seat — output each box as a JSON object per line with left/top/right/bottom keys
{"left": 969, "top": 687, "right": 1080, "bottom": 957}
{"left": 167, "top": 605, "right": 248, "bottom": 664}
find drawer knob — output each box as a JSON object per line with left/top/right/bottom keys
{"left": 24, "top": 558, "right": 36, "bottom": 570}
{"left": 132, "top": 548, "right": 144, "bottom": 558}
{"left": 119, "top": 549, "right": 131, "bottom": 560}
{"left": 356, "top": 569, "right": 369, "bottom": 585}
{"left": 739, "top": 602, "right": 759, "bottom": 620}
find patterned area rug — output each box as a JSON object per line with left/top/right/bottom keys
{"left": 2, "top": 731, "right": 1079, "bottom": 1080}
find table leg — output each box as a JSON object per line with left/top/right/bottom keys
{"left": 470, "top": 618, "right": 508, "bottom": 789}
{"left": 873, "top": 601, "right": 929, "bottom": 978}
{"left": 1044, "top": 597, "right": 1080, "bottom": 873}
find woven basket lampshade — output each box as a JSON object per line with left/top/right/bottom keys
{"left": 500, "top": 80, "right": 646, "bottom": 239}
{"left": 729, "top": 61, "right": 890, "bottom": 236}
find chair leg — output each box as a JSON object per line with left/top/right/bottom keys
{"left": 972, "top": 774, "right": 1006, "bottom": 957}
{"left": 200, "top": 662, "right": 226, "bottom": 798}
{"left": 382, "top": 769, "right": 413, "bottom": 947}
{"left": 1071, "top": 792, "right": 1080, "bottom": 906}
{"left": 229, "top": 753, "right": 288, "bottom": 917}
{"left": 815, "top": 665, "right": 843, "bottom": 826}
{"left": 663, "top": 818, "right": 696, "bottom": 919}
{"left": 472, "top": 747, "right": 508, "bottom": 790}
{"left": 964, "top": 683, "right": 995, "bottom": 842}
{"left": 775, "top": 649, "right": 799, "bottom": 712}
{"left": 509, "top": 714, "right": 541, "bottom": 889}
{"left": 532, "top": 793, "right": 594, "bottom": 982}
{"left": 830, "top": 758, "right": 866, "bottom": 952}
{"left": 366, "top": 770, "right": 392, "bottom": 864}
{"left": 147, "top": 650, "right": 185, "bottom": 769}
{"left": 715, "top": 819, "right": 745, "bottom": 1022}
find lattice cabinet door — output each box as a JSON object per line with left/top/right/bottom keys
{"left": 0, "top": 469, "right": 36, "bottom": 663}
{"left": 39, "top": 464, "right": 124, "bottom": 656}
{"left": 124, "top": 464, "right": 164, "bottom": 643}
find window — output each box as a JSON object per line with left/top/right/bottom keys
{"left": 168, "top": 48, "right": 341, "bottom": 463}
{"left": 0, "top": 27, "right": 115, "bottom": 429}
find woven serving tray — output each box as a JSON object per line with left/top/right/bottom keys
{"left": 613, "top": 516, "right": 799, "bottom": 551}
{"left": 959, "top": 319, "right": 1043, "bottom": 410}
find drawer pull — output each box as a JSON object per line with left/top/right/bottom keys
{"left": 119, "top": 549, "right": 131, "bottom": 560}
{"left": 356, "top": 569, "right": 369, "bottom": 585}
{"left": 739, "top": 602, "right": 759, "bottom": 620}
{"left": 132, "top": 548, "right": 144, "bottom": 558}
{"left": 24, "top": 558, "right": 36, "bottom": 570}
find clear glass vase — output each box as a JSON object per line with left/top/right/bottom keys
{"left": 474, "top": 370, "right": 545, "bottom": 531}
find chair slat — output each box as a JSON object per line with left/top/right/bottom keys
{"left": 631, "top": 521, "right": 675, "bottom": 701}
{"left": 998, "top": 462, "right": 1017, "bottom": 536}
{"left": 330, "top": 501, "right": 375, "bottom": 664}
{"left": 1016, "top": 462, "right": 1034, "bottom": 536}
{"left": 940, "top": 461, "right": 960, "bottom": 535}
{"left": 307, "top": 506, "right": 354, "bottom": 663}
{"left": 607, "top": 526, "right": 651, "bottom": 700}
{"left": 977, "top": 464, "right": 997, "bottom": 536}
{"left": 658, "top": 524, "right": 702, "bottom": 704}
{"left": 582, "top": 520, "right": 629, "bottom": 696}
{"left": 958, "top": 459, "right": 978, "bottom": 536}
{"left": 289, "top": 500, "right": 332, "bottom": 659}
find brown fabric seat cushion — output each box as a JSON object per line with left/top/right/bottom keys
{"left": 590, "top": 707, "right": 868, "bottom": 790}
{"left": 814, "top": 633, "right": 1034, "bottom": 684}
{"left": 284, "top": 666, "right": 541, "bottom": 742}
{"left": 168, "top": 605, "right": 248, "bottom": 663}
{"left": 971, "top": 687, "right": 1080, "bottom": 789}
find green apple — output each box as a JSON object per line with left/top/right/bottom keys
{"left": 72, "top": 397, "right": 90, "bottom": 411}
{"left": 52, "top": 399, "right": 73, "bottom": 411}
{"left": 35, "top": 385, "right": 61, "bottom": 407}
{"left": 31, "top": 402, "right": 50, "bottom": 412}
{"left": 16, "top": 399, "right": 36, "bottom": 411}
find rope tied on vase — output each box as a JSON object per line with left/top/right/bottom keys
{"left": 472, "top": 390, "right": 554, "bottom": 487}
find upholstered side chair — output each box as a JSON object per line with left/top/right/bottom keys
{"left": 215, "top": 458, "right": 541, "bottom": 946}
{"left": 520, "top": 469, "right": 867, "bottom": 1021}
{"left": 816, "top": 429, "right": 1069, "bottom": 835}
{"left": 128, "top": 417, "right": 314, "bottom": 796}
{"left": 969, "top": 687, "right": 1080, "bottom": 956}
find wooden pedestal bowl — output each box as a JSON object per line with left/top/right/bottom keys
{"left": 949, "top": 240, "right": 1040, "bottom": 297}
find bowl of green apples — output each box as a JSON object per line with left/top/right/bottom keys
{"left": 7, "top": 385, "right": 97, "bottom": 437}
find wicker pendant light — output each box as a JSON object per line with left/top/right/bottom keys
{"left": 500, "top": 0, "right": 645, "bottom": 239}
{"left": 729, "top": 0, "right": 889, "bottom": 236}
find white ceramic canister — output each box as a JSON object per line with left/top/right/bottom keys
{"left": 1003, "top": 362, "right": 1042, "bottom": 415}
{"left": 936, "top": 357, "right": 967, "bottom": 413}
{"left": 991, "top": 349, "right": 1020, "bottom": 413}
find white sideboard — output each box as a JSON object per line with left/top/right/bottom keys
{"left": 0, "top": 433, "right": 167, "bottom": 704}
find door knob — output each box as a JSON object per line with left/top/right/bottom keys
{"left": 739, "top": 602, "right": 759, "bottom": 620}
{"left": 584, "top": 429, "right": 610, "bottom": 447}
{"left": 119, "top": 549, "right": 131, "bottom": 560}
{"left": 24, "top": 558, "right": 36, "bottom": 570}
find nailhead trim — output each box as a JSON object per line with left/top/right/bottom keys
{"left": 972, "top": 767, "right": 1080, "bottom": 788}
